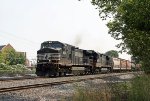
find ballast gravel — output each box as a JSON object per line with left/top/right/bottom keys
{"left": 0, "top": 72, "right": 141, "bottom": 101}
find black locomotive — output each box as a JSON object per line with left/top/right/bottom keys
{"left": 36, "top": 41, "right": 113, "bottom": 77}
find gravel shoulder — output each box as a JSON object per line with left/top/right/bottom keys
{"left": 0, "top": 72, "right": 142, "bottom": 101}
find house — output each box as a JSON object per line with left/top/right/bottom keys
{"left": 0, "top": 43, "right": 29, "bottom": 66}
{"left": 0, "top": 44, "right": 15, "bottom": 52}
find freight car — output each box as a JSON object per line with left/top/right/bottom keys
{"left": 112, "top": 58, "right": 132, "bottom": 72}
{"left": 131, "top": 62, "right": 141, "bottom": 71}
{"left": 36, "top": 41, "right": 113, "bottom": 77}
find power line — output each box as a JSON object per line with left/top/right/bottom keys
{"left": 0, "top": 30, "right": 42, "bottom": 59}
{"left": 0, "top": 30, "right": 40, "bottom": 44}
{"left": 0, "top": 30, "right": 41, "bottom": 48}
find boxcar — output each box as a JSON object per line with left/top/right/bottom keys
{"left": 112, "top": 58, "right": 121, "bottom": 71}
{"left": 126, "top": 60, "right": 131, "bottom": 71}
{"left": 120, "top": 59, "right": 127, "bottom": 70}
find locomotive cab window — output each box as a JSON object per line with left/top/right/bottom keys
{"left": 41, "top": 42, "right": 63, "bottom": 49}
{"left": 89, "top": 56, "right": 93, "bottom": 59}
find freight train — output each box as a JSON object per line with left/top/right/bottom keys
{"left": 36, "top": 41, "right": 137, "bottom": 77}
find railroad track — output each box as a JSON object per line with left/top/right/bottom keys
{"left": 0, "top": 74, "right": 74, "bottom": 81}
{"left": 0, "top": 72, "right": 137, "bottom": 93}
{"left": 0, "top": 74, "right": 38, "bottom": 81}
{"left": 0, "top": 77, "right": 101, "bottom": 93}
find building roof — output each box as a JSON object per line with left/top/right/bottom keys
{"left": 0, "top": 45, "right": 6, "bottom": 51}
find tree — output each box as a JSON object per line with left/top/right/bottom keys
{"left": 91, "top": 0, "right": 150, "bottom": 73}
{"left": 2, "top": 48, "right": 17, "bottom": 65}
{"left": 16, "top": 54, "right": 26, "bottom": 65}
{"left": 0, "top": 52, "right": 3, "bottom": 63}
{"left": 0, "top": 48, "right": 26, "bottom": 65}
{"left": 105, "top": 50, "right": 119, "bottom": 58}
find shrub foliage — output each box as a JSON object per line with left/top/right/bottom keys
{"left": 0, "top": 63, "right": 33, "bottom": 76}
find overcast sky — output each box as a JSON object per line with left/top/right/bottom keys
{"left": 0, "top": 0, "right": 131, "bottom": 60}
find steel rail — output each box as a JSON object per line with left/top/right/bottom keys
{"left": 0, "top": 72, "right": 139, "bottom": 93}
{"left": 0, "top": 75, "right": 115, "bottom": 93}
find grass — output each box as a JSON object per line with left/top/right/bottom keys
{"left": 71, "top": 74, "right": 150, "bottom": 101}
{"left": 128, "top": 74, "right": 150, "bottom": 101}
{"left": 73, "top": 85, "right": 111, "bottom": 101}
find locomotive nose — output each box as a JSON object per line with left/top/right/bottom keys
{"left": 37, "top": 48, "right": 60, "bottom": 53}
{"left": 37, "top": 48, "right": 61, "bottom": 62}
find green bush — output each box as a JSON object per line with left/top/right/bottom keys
{"left": 0, "top": 63, "right": 34, "bottom": 76}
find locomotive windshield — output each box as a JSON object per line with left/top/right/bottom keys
{"left": 41, "top": 42, "right": 63, "bottom": 49}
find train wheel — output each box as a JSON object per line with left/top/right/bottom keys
{"left": 59, "top": 72, "right": 62, "bottom": 77}
{"left": 64, "top": 72, "right": 66, "bottom": 76}
{"left": 53, "top": 73, "right": 57, "bottom": 77}
{"left": 45, "top": 73, "right": 49, "bottom": 77}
